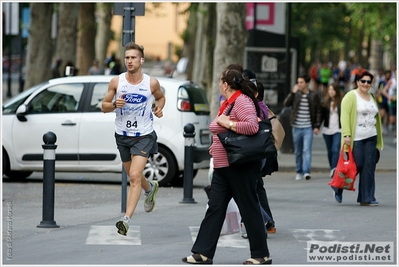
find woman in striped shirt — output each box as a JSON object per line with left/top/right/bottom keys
{"left": 182, "top": 69, "right": 272, "bottom": 265}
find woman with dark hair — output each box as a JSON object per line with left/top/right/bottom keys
{"left": 182, "top": 68, "right": 271, "bottom": 265}
{"left": 321, "top": 83, "right": 342, "bottom": 178}
{"left": 332, "top": 71, "right": 384, "bottom": 205}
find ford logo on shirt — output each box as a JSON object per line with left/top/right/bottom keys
{"left": 123, "top": 93, "right": 147, "bottom": 104}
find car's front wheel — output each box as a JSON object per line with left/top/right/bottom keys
{"left": 143, "top": 146, "right": 177, "bottom": 186}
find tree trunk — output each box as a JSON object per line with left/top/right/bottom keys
{"left": 192, "top": 3, "right": 206, "bottom": 85}
{"left": 181, "top": 4, "right": 198, "bottom": 81}
{"left": 55, "top": 3, "right": 78, "bottom": 76}
{"left": 210, "top": 3, "right": 247, "bottom": 119}
{"left": 204, "top": 4, "right": 217, "bottom": 101}
{"left": 24, "top": 3, "right": 53, "bottom": 89}
{"left": 95, "top": 3, "right": 113, "bottom": 66}
{"left": 192, "top": 3, "right": 216, "bottom": 101}
{"left": 76, "top": 3, "right": 96, "bottom": 75}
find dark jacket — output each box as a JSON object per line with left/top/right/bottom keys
{"left": 321, "top": 100, "right": 341, "bottom": 129}
{"left": 283, "top": 90, "right": 322, "bottom": 129}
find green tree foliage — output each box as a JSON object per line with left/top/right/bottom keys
{"left": 291, "top": 3, "right": 351, "bottom": 65}
{"left": 349, "top": 3, "right": 396, "bottom": 43}
{"left": 291, "top": 3, "right": 396, "bottom": 68}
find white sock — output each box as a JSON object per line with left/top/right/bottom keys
{"left": 123, "top": 215, "right": 131, "bottom": 223}
{"left": 145, "top": 181, "right": 152, "bottom": 194}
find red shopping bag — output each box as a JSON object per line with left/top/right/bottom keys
{"left": 328, "top": 144, "right": 357, "bottom": 191}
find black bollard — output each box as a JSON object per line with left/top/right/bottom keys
{"left": 37, "top": 132, "right": 60, "bottom": 228}
{"left": 180, "top": 123, "right": 197, "bottom": 204}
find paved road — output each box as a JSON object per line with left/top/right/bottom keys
{"left": 2, "top": 169, "right": 396, "bottom": 266}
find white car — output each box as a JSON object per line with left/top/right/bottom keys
{"left": 2, "top": 75, "right": 211, "bottom": 186}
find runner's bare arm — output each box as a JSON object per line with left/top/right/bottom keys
{"left": 102, "top": 77, "right": 119, "bottom": 113}
{"left": 150, "top": 77, "right": 166, "bottom": 118}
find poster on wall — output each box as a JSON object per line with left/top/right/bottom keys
{"left": 245, "top": 47, "right": 297, "bottom": 111}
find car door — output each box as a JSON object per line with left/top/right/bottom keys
{"left": 78, "top": 82, "right": 121, "bottom": 172}
{"left": 11, "top": 83, "right": 84, "bottom": 169}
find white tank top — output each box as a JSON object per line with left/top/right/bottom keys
{"left": 114, "top": 73, "right": 154, "bottom": 136}
{"left": 354, "top": 91, "right": 378, "bottom": 141}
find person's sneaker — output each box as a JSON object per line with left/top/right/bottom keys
{"left": 266, "top": 219, "right": 276, "bottom": 234}
{"left": 144, "top": 181, "right": 159, "bottom": 212}
{"left": 360, "top": 201, "right": 379, "bottom": 206}
{"left": 331, "top": 186, "right": 342, "bottom": 203}
{"left": 333, "top": 191, "right": 342, "bottom": 203}
{"left": 116, "top": 216, "right": 130, "bottom": 236}
{"left": 330, "top": 168, "right": 336, "bottom": 179}
{"left": 295, "top": 173, "right": 303, "bottom": 180}
{"left": 304, "top": 173, "right": 311, "bottom": 180}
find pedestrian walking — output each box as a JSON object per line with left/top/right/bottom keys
{"left": 243, "top": 72, "right": 276, "bottom": 235}
{"left": 283, "top": 74, "right": 322, "bottom": 181}
{"left": 382, "top": 71, "right": 397, "bottom": 144}
{"left": 101, "top": 42, "right": 166, "bottom": 235}
{"left": 321, "top": 83, "right": 342, "bottom": 178}
{"left": 375, "top": 70, "right": 391, "bottom": 135}
{"left": 331, "top": 70, "right": 384, "bottom": 205}
{"left": 182, "top": 68, "right": 272, "bottom": 265}
{"left": 51, "top": 59, "right": 62, "bottom": 78}
{"left": 88, "top": 59, "right": 104, "bottom": 75}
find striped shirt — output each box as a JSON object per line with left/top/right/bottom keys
{"left": 293, "top": 93, "right": 312, "bottom": 128}
{"left": 210, "top": 94, "right": 259, "bottom": 168}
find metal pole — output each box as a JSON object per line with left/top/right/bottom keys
{"left": 180, "top": 123, "right": 197, "bottom": 204}
{"left": 120, "top": 2, "right": 132, "bottom": 206}
{"left": 285, "top": 3, "right": 292, "bottom": 94}
{"left": 121, "top": 167, "right": 127, "bottom": 213}
{"left": 37, "top": 132, "right": 59, "bottom": 228}
{"left": 7, "top": 3, "right": 12, "bottom": 98}
{"left": 19, "top": 3, "right": 24, "bottom": 93}
{"left": 123, "top": 3, "right": 133, "bottom": 46}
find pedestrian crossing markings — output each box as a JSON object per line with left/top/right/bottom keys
{"left": 85, "top": 226, "right": 343, "bottom": 248}
{"left": 86, "top": 225, "right": 141, "bottom": 245}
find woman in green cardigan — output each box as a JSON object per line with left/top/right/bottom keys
{"left": 332, "top": 70, "right": 383, "bottom": 206}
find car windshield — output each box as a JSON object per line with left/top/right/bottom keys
{"left": 2, "top": 82, "right": 48, "bottom": 114}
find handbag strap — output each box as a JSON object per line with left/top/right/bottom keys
{"left": 341, "top": 144, "right": 354, "bottom": 161}
{"left": 224, "top": 101, "right": 235, "bottom": 116}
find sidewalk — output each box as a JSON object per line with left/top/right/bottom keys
{"left": 277, "top": 130, "right": 397, "bottom": 173}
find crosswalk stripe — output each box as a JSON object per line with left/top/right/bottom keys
{"left": 85, "top": 226, "right": 343, "bottom": 248}
{"left": 290, "top": 229, "right": 342, "bottom": 250}
{"left": 189, "top": 226, "right": 249, "bottom": 248}
{"left": 86, "top": 225, "right": 141, "bottom": 245}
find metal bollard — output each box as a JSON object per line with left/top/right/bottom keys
{"left": 37, "top": 132, "right": 60, "bottom": 228}
{"left": 180, "top": 123, "right": 197, "bottom": 204}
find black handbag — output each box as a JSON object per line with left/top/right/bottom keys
{"left": 217, "top": 102, "right": 277, "bottom": 166}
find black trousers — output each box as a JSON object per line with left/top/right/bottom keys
{"left": 257, "top": 176, "right": 273, "bottom": 221}
{"left": 191, "top": 161, "right": 269, "bottom": 259}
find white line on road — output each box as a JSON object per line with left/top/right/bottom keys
{"left": 86, "top": 225, "right": 141, "bottom": 245}
{"left": 190, "top": 226, "right": 249, "bottom": 248}
{"left": 290, "top": 229, "right": 343, "bottom": 250}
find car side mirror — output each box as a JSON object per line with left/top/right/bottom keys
{"left": 16, "top": 104, "right": 28, "bottom": 122}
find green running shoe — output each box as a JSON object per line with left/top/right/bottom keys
{"left": 144, "top": 181, "right": 159, "bottom": 212}
{"left": 116, "top": 217, "right": 129, "bottom": 236}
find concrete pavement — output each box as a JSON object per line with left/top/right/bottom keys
{"left": 277, "top": 130, "right": 397, "bottom": 174}
{"left": 2, "top": 132, "right": 397, "bottom": 266}
{"left": 2, "top": 170, "right": 397, "bottom": 266}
